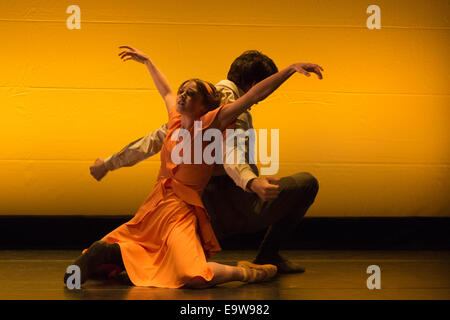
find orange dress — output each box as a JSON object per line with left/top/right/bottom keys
{"left": 100, "top": 104, "right": 226, "bottom": 288}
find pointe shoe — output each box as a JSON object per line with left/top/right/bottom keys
{"left": 237, "top": 260, "right": 277, "bottom": 283}
{"left": 254, "top": 253, "right": 306, "bottom": 274}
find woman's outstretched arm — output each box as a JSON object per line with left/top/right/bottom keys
{"left": 216, "top": 62, "right": 324, "bottom": 130}
{"left": 118, "top": 46, "right": 176, "bottom": 113}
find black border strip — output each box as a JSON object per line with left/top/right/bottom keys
{"left": 0, "top": 300, "right": 448, "bottom": 315}
{"left": 1, "top": 216, "right": 449, "bottom": 250}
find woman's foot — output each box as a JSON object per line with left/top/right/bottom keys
{"left": 254, "top": 252, "right": 305, "bottom": 274}
{"left": 63, "top": 241, "right": 120, "bottom": 285}
{"left": 237, "top": 261, "right": 277, "bottom": 283}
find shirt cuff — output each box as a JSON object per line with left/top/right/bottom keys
{"left": 240, "top": 169, "right": 258, "bottom": 192}
{"left": 103, "top": 156, "right": 115, "bottom": 171}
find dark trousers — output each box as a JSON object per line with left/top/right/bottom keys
{"left": 201, "top": 172, "right": 319, "bottom": 254}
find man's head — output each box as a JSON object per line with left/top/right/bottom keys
{"left": 227, "top": 50, "right": 278, "bottom": 93}
{"left": 176, "top": 79, "right": 222, "bottom": 118}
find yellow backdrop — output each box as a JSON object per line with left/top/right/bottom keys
{"left": 0, "top": 0, "right": 448, "bottom": 216}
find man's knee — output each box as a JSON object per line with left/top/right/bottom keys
{"left": 282, "top": 172, "right": 319, "bottom": 195}
{"left": 274, "top": 172, "right": 319, "bottom": 222}
{"left": 295, "top": 172, "right": 319, "bottom": 192}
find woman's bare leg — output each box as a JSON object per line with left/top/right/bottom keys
{"left": 184, "top": 261, "right": 275, "bottom": 289}
{"left": 208, "top": 262, "right": 246, "bottom": 285}
{"left": 184, "top": 262, "right": 244, "bottom": 288}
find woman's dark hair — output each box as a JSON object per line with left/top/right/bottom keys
{"left": 227, "top": 50, "right": 278, "bottom": 92}
{"left": 177, "top": 78, "right": 223, "bottom": 111}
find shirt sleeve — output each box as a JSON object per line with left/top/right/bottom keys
{"left": 215, "top": 83, "right": 259, "bottom": 191}
{"left": 222, "top": 111, "right": 259, "bottom": 192}
{"left": 216, "top": 85, "right": 237, "bottom": 104}
{"left": 223, "top": 163, "right": 258, "bottom": 192}
{"left": 103, "top": 123, "right": 168, "bottom": 171}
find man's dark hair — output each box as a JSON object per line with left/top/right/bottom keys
{"left": 227, "top": 50, "right": 278, "bottom": 92}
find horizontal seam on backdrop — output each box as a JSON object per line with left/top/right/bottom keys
{"left": 0, "top": 19, "right": 449, "bottom": 30}
{"left": 0, "top": 259, "right": 444, "bottom": 263}
{"left": 1, "top": 159, "right": 449, "bottom": 166}
{"left": 2, "top": 86, "right": 450, "bottom": 96}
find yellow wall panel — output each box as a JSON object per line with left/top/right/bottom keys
{"left": 0, "top": 160, "right": 159, "bottom": 215}
{"left": 1, "top": 22, "right": 448, "bottom": 94}
{"left": 0, "top": 0, "right": 448, "bottom": 216}
{"left": 253, "top": 93, "right": 449, "bottom": 164}
{"left": 0, "top": 161, "right": 448, "bottom": 217}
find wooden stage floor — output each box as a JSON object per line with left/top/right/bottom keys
{"left": 0, "top": 250, "right": 448, "bottom": 300}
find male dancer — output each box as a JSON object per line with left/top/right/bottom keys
{"left": 90, "top": 50, "right": 322, "bottom": 273}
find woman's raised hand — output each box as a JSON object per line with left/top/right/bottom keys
{"left": 118, "top": 46, "right": 150, "bottom": 64}
{"left": 292, "top": 63, "right": 324, "bottom": 79}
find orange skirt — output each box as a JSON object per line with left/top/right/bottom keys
{"left": 100, "top": 185, "right": 215, "bottom": 288}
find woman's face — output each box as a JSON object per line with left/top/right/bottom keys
{"left": 176, "top": 81, "right": 207, "bottom": 117}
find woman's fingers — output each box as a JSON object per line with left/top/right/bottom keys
{"left": 301, "top": 70, "right": 311, "bottom": 77}
{"left": 314, "top": 67, "right": 323, "bottom": 79}
{"left": 118, "top": 46, "right": 137, "bottom": 59}
{"left": 118, "top": 52, "right": 131, "bottom": 59}
{"left": 118, "top": 50, "right": 146, "bottom": 62}
{"left": 118, "top": 50, "right": 134, "bottom": 57}
{"left": 301, "top": 63, "right": 323, "bottom": 79}
{"left": 311, "top": 64, "right": 324, "bottom": 74}
{"left": 119, "top": 52, "right": 134, "bottom": 60}
{"left": 119, "top": 46, "right": 135, "bottom": 51}
{"left": 119, "top": 52, "right": 132, "bottom": 58}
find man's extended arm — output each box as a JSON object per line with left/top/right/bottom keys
{"left": 90, "top": 123, "right": 167, "bottom": 181}
{"left": 104, "top": 123, "right": 167, "bottom": 170}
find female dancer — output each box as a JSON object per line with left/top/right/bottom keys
{"left": 64, "top": 46, "right": 316, "bottom": 289}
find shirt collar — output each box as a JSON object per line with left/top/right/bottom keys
{"left": 215, "top": 80, "right": 245, "bottom": 98}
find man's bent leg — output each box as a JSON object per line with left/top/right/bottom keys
{"left": 201, "top": 173, "right": 319, "bottom": 273}
{"left": 202, "top": 175, "right": 260, "bottom": 241}
{"left": 252, "top": 172, "right": 319, "bottom": 273}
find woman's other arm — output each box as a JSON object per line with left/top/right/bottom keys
{"left": 119, "top": 46, "right": 176, "bottom": 113}
{"left": 217, "top": 62, "right": 324, "bottom": 130}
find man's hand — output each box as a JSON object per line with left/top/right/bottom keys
{"left": 90, "top": 158, "right": 109, "bottom": 181}
{"left": 248, "top": 177, "right": 281, "bottom": 201}
{"left": 292, "top": 63, "right": 324, "bottom": 79}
